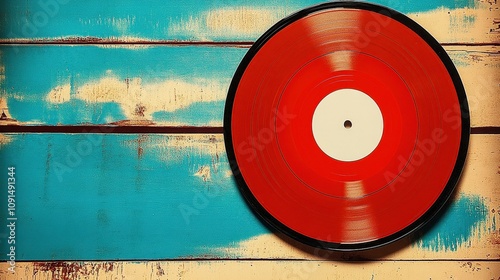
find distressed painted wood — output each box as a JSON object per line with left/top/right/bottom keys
{"left": 0, "top": 46, "right": 498, "bottom": 127}
{"left": 0, "top": 0, "right": 498, "bottom": 44}
{"left": 0, "top": 134, "right": 498, "bottom": 261}
{"left": 1, "top": 261, "right": 499, "bottom": 279}
{"left": 0, "top": 0, "right": 498, "bottom": 278}
{"left": 0, "top": 133, "right": 267, "bottom": 260}
{"left": 0, "top": 45, "right": 240, "bottom": 126}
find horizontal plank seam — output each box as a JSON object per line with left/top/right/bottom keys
{"left": 0, "top": 40, "right": 499, "bottom": 47}
{"left": 0, "top": 125, "right": 224, "bottom": 134}
{"left": 0, "top": 40, "right": 255, "bottom": 47}
{"left": 11, "top": 258, "right": 500, "bottom": 262}
{"left": 0, "top": 126, "right": 498, "bottom": 134}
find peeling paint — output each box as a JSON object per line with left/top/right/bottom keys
{"left": 0, "top": 97, "right": 19, "bottom": 125}
{"left": 0, "top": 134, "right": 12, "bottom": 146}
{"left": 0, "top": 133, "right": 267, "bottom": 260}
{"left": 165, "top": 1, "right": 485, "bottom": 41}
{"left": 122, "top": 134, "right": 226, "bottom": 183}
{"left": 0, "top": 0, "right": 481, "bottom": 41}
{"left": 414, "top": 194, "right": 490, "bottom": 251}
{"left": 0, "top": 65, "right": 5, "bottom": 85}
{"left": 46, "top": 83, "right": 71, "bottom": 104}
{"left": 406, "top": 5, "right": 497, "bottom": 43}
{"left": 169, "top": 7, "right": 292, "bottom": 39}
{"left": 489, "top": 229, "right": 500, "bottom": 245}
{"left": 194, "top": 165, "right": 212, "bottom": 181}
{"left": 0, "top": 46, "right": 243, "bottom": 126}
{"left": 33, "top": 262, "right": 114, "bottom": 280}
{"left": 74, "top": 74, "right": 227, "bottom": 121}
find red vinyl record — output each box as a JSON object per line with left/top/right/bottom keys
{"left": 224, "top": 2, "right": 469, "bottom": 250}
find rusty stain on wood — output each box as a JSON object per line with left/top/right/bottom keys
{"left": 0, "top": 37, "right": 255, "bottom": 47}
{"left": 489, "top": 230, "right": 500, "bottom": 245}
{"left": 156, "top": 262, "right": 166, "bottom": 277}
{"left": 32, "top": 262, "right": 114, "bottom": 280}
{"left": 2, "top": 260, "right": 498, "bottom": 279}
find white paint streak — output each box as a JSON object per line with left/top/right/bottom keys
{"left": 0, "top": 96, "right": 7, "bottom": 110}
{"left": 152, "top": 134, "right": 225, "bottom": 158}
{"left": 0, "top": 96, "right": 14, "bottom": 125}
{"left": 0, "top": 134, "right": 11, "bottom": 146}
{"left": 0, "top": 64, "right": 5, "bottom": 84}
{"left": 95, "top": 43, "right": 152, "bottom": 49}
{"left": 73, "top": 74, "right": 227, "bottom": 120}
{"left": 79, "top": 16, "right": 136, "bottom": 35}
{"left": 121, "top": 134, "right": 228, "bottom": 184}
{"left": 168, "top": 7, "right": 293, "bottom": 39}
{"left": 224, "top": 170, "right": 233, "bottom": 178}
{"left": 46, "top": 83, "right": 71, "bottom": 104}
{"left": 109, "top": 16, "right": 135, "bottom": 34}
{"left": 194, "top": 165, "right": 211, "bottom": 181}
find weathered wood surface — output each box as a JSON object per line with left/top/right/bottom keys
{"left": 0, "top": 134, "right": 498, "bottom": 261}
{"left": 0, "top": 0, "right": 498, "bottom": 44}
{"left": 1, "top": 261, "right": 499, "bottom": 280}
{"left": 1, "top": 0, "right": 499, "bottom": 279}
{"left": 0, "top": 46, "right": 498, "bottom": 127}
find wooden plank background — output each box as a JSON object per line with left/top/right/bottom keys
{"left": 0, "top": 0, "right": 499, "bottom": 279}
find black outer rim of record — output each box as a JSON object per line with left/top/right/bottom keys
{"left": 223, "top": 1, "right": 470, "bottom": 251}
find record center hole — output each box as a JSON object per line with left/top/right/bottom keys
{"left": 344, "top": 120, "right": 352, "bottom": 129}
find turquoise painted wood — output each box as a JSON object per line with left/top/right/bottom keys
{"left": 0, "top": 133, "right": 268, "bottom": 260}
{"left": 0, "top": 0, "right": 478, "bottom": 41}
{"left": 0, "top": 133, "right": 495, "bottom": 260}
{"left": 1, "top": 45, "right": 497, "bottom": 127}
{"left": 0, "top": 45, "right": 244, "bottom": 126}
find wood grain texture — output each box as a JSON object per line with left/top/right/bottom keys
{"left": 0, "top": 134, "right": 497, "bottom": 261}
{"left": 1, "top": 261, "right": 499, "bottom": 280}
{"left": 1, "top": 0, "right": 499, "bottom": 278}
{"left": 0, "top": 46, "right": 498, "bottom": 127}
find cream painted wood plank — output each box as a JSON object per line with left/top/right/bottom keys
{"left": 407, "top": 0, "right": 500, "bottom": 44}
{"left": 1, "top": 261, "right": 499, "bottom": 280}
{"left": 448, "top": 46, "right": 500, "bottom": 128}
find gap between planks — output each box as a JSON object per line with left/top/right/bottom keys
{"left": 0, "top": 39, "right": 499, "bottom": 47}
{"left": 0, "top": 125, "right": 498, "bottom": 134}
{"left": 6, "top": 258, "right": 500, "bottom": 263}
{"left": 0, "top": 125, "right": 224, "bottom": 134}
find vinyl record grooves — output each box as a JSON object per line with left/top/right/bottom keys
{"left": 224, "top": 2, "right": 469, "bottom": 251}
